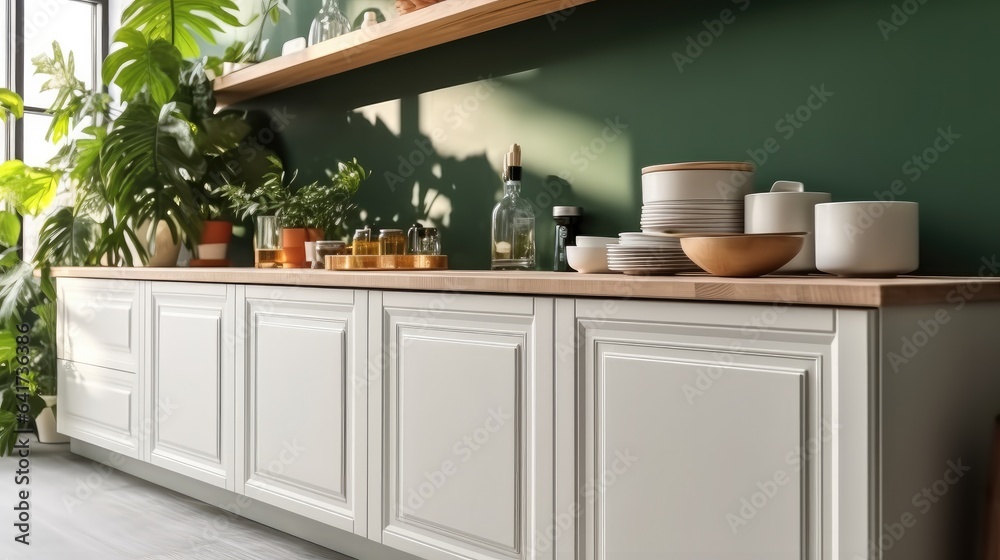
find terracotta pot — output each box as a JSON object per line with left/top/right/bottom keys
{"left": 280, "top": 227, "right": 308, "bottom": 266}
{"left": 201, "top": 220, "right": 233, "bottom": 245}
{"left": 306, "top": 228, "right": 325, "bottom": 242}
{"left": 35, "top": 395, "right": 69, "bottom": 444}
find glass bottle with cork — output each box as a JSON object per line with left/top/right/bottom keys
{"left": 491, "top": 144, "right": 535, "bottom": 270}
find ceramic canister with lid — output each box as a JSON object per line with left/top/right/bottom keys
{"left": 744, "top": 181, "right": 831, "bottom": 273}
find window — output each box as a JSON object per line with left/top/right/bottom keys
{"left": 2, "top": 0, "right": 109, "bottom": 257}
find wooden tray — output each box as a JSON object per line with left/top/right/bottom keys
{"left": 325, "top": 255, "right": 448, "bottom": 270}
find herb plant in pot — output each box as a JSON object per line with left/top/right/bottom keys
{"left": 220, "top": 156, "right": 369, "bottom": 268}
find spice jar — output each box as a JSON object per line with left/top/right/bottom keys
{"left": 379, "top": 229, "right": 407, "bottom": 255}
{"left": 313, "top": 240, "right": 348, "bottom": 269}
{"left": 353, "top": 227, "right": 378, "bottom": 256}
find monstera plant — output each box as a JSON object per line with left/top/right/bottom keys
{"left": 0, "top": 0, "right": 285, "bottom": 454}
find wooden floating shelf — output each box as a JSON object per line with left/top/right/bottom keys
{"left": 213, "top": 0, "right": 596, "bottom": 108}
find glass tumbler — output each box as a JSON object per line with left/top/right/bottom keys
{"left": 255, "top": 216, "right": 280, "bottom": 249}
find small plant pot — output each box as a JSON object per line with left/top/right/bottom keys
{"left": 200, "top": 220, "right": 233, "bottom": 245}
{"left": 35, "top": 395, "right": 69, "bottom": 444}
{"left": 197, "top": 243, "right": 229, "bottom": 260}
{"left": 306, "top": 228, "right": 325, "bottom": 242}
{"left": 280, "top": 228, "right": 308, "bottom": 267}
{"left": 222, "top": 61, "right": 255, "bottom": 75}
{"left": 135, "top": 219, "right": 182, "bottom": 267}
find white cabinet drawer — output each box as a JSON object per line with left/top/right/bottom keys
{"left": 57, "top": 359, "right": 140, "bottom": 459}
{"left": 57, "top": 278, "right": 141, "bottom": 373}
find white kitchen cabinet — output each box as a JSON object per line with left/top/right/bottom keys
{"left": 57, "top": 277, "right": 142, "bottom": 373}
{"left": 564, "top": 299, "right": 875, "bottom": 560}
{"left": 57, "top": 359, "right": 141, "bottom": 458}
{"left": 373, "top": 292, "right": 555, "bottom": 560}
{"left": 239, "top": 286, "right": 368, "bottom": 536}
{"left": 146, "top": 282, "right": 236, "bottom": 490}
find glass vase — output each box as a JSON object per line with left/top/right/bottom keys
{"left": 309, "top": 0, "right": 352, "bottom": 46}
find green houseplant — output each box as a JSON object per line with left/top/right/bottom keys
{"left": 0, "top": 91, "right": 60, "bottom": 454}
{"left": 0, "top": 0, "right": 286, "bottom": 455}
{"left": 220, "top": 156, "right": 368, "bottom": 267}
{"left": 207, "top": 0, "right": 291, "bottom": 77}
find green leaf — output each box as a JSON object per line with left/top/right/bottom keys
{"left": 0, "top": 261, "right": 39, "bottom": 324}
{"left": 103, "top": 29, "right": 182, "bottom": 106}
{"left": 0, "top": 211, "right": 20, "bottom": 247}
{"left": 0, "top": 88, "right": 23, "bottom": 123}
{"left": 197, "top": 113, "right": 251, "bottom": 156}
{"left": 33, "top": 207, "right": 98, "bottom": 268}
{"left": 31, "top": 42, "right": 90, "bottom": 142}
{"left": 0, "top": 248, "right": 19, "bottom": 267}
{"left": 0, "top": 161, "right": 61, "bottom": 216}
{"left": 121, "top": 0, "right": 243, "bottom": 58}
{"left": 0, "top": 329, "right": 14, "bottom": 364}
{"left": 101, "top": 100, "right": 206, "bottom": 199}
{"left": 0, "top": 411, "right": 18, "bottom": 457}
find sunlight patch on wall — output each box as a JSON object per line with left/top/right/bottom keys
{"left": 416, "top": 72, "right": 635, "bottom": 211}
{"left": 357, "top": 99, "right": 402, "bottom": 136}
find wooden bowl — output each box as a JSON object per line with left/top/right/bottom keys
{"left": 679, "top": 233, "right": 807, "bottom": 277}
{"left": 396, "top": 0, "right": 443, "bottom": 15}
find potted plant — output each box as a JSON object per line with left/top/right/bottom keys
{"left": 0, "top": 91, "right": 65, "bottom": 453}
{"left": 208, "top": 0, "right": 290, "bottom": 77}
{"left": 219, "top": 156, "right": 368, "bottom": 267}
{"left": 0, "top": 1, "right": 285, "bottom": 454}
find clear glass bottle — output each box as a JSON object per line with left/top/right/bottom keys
{"left": 491, "top": 146, "right": 535, "bottom": 270}
{"left": 309, "top": 0, "right": 352, "bottom": 46}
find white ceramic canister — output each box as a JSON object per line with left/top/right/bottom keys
{"left": 814, "top": 201, "right": 919, "bottom": 277}
{"left": 744, "top": 181, "right": 831, "bottom": 273}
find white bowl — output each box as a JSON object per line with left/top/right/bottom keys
{"left": 575, "top": 236, "right": 619, "bottom": 248}
{"left": 815, "top": 201, "right": 919, "bottom": 277}
{"left": 567, "top": 246, "right": 613, "bottom": 274}
{"left": 641, "top": 162, "right": 755, "bottom": 204}
{"left": 197, "top": 243, "right": 228, "bottom": 260}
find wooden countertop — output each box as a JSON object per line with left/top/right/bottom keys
{"left": 47, "top": 267, "right": 1000, "bottom": 307}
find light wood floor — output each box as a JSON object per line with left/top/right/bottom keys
{"left": 0, "top": 439, "right": 348, "bottom": 559}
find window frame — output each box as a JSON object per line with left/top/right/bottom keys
{"left": 6, "top": 0, "right": 109, "bottom": 163}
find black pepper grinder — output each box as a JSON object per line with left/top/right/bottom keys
{"left": 553, "top": 206, "right": 583, "bottom": 272}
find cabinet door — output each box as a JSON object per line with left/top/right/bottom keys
{"left": 57, "top": 359, "right": 141, "bottom": 458}
{"left": 240, "top": 286, "right": 367, "bottom": 536}
{"left": 146, "top": 282, "right": 236, "bottom": 490}
{"left": 57, "top": 277, "right": 141, "bottom": 372}
{"left": 375, "top": 292, "right": 554, "bottom": 560}
{"left": 569, "top": 299, "right": 874, "bottom": 560}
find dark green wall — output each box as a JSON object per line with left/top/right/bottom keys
{"left": 236, "top": 0, "right": 998, "bottom": 274}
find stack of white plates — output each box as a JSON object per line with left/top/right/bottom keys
{"left": 640, "top": 200, "right": 744, "bottom": 234}
{"left": 607, "top": 233, "right": 702, "bottom": 275}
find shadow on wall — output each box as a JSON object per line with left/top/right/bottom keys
{"left": 300, "top": 100, "right": 578, "bottom": 271}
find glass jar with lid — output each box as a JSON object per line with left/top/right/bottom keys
{"left": 379, "top": 229, "right": 407, "bottom": 255}
{"left": 313, "top": 240, "right": 348, "bottom": 269}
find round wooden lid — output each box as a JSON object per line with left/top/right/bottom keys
{"left": 641, "top": 161, "right": 756, "bottom": 174}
